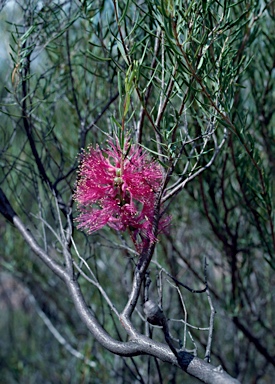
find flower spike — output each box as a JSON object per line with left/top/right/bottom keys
{"left": 74, "top": 136, "right": 169, "bottom": 249}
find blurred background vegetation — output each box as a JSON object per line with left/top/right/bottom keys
{"left": 0, "top": 0, "right": 274, "bottom": 383}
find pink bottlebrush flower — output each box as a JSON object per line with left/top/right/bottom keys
{"left": 74, "top": 137, "right": 168, "bottom": 247}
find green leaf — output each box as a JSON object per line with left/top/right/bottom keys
{"left": 86, "top": 50, "right": 111, "bottom": 61}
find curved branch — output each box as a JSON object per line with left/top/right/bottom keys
{"left": 66, "top": 274, "right": 240, "bottom": 383}
{"left": 13, "top": 216, "right": 67, "bottom": 281}
{"left": 0, "top": 189, "right": 241, "bottom": 383}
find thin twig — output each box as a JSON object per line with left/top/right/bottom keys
{"left": 27, "top": 289, "right": 97, "bottom": 368}
{"left": 204, "top": 258, "right": 215, "bottom": 363}
{"left": 162, "top": 128, "right": 227, "bottom": 202}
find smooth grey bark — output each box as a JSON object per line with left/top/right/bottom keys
{"left": 0, "top": 188, "right": 241, "bottom": 384}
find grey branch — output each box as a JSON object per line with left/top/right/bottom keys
{"left": 143, "top": 300, "right": 241, "bottom": 384}
{"left": 0, "top": 189, "right": 241, "bottom": 384}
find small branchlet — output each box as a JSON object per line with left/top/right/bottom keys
{"left": 144, "top": 299, "right": 166, "bottom": 326}
{"left": 144, "top": 299, "right": 179, "bottom": 358}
